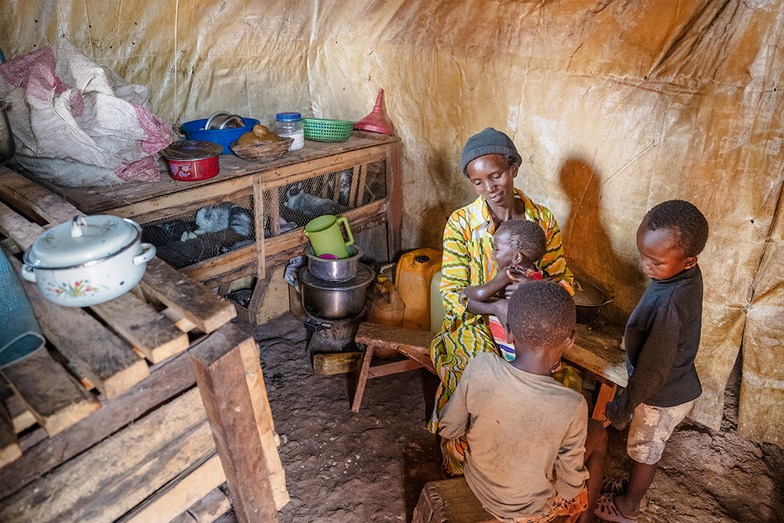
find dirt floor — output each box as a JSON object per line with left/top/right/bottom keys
{"left": 226, "top": 313, "right": 783, "bottom": 523}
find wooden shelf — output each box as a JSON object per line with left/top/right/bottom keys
{"left": 23, "top": 132, "right": 404, "bottom": 314}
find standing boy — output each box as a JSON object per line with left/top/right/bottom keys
{"left": 439, "top": 280, "right": 606, "bottom": 523}
{"left": 596, "top": 200, "right": 709, "bottom": 523}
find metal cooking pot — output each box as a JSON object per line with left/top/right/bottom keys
{"left": 304, "top": 244, "right": 363, "bottom": 282}
{"left": 297, "top": 264, "right": 375, "bottom": 320}
{"left": 21, "top": 215, "right": 156, "bottom": 307}
{"left": 573, "top": 279, "right": 613, "bottom": 324}
{"left": 0, "top": 100, "right": 15, "bottom": 164}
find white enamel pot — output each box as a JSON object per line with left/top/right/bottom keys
{"left": 21, "top": 215, "right": 156, "bottom": 307}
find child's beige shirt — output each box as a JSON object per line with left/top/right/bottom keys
{"left": 439, "top": 352, "right": 589, "bottom": 520}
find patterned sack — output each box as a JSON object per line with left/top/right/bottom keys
{"left": 0, "top": 38, "right": 172, "bottom": 187}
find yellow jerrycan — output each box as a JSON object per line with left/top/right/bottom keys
{"left": 395, "top": 248, "right": 442, "bottom": 330}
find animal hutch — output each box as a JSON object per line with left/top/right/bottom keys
{"left": 32, "top": 132, "right": 403, "bottom": 322}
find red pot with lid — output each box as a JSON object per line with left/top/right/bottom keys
{"left": 160, "top": 140, "right": 224, "bottom": 181}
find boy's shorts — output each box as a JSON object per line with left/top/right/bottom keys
{"left": 627, "top": 400, "right": 696, "bottom": 464}
{"left": 497, "top": 488, "right": 588, "bottom": 523}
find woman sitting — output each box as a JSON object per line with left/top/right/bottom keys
{"left": 427, "top": 127, "right": 574, "bottom": 476}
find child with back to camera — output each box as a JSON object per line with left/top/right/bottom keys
{"left": 439, "top": 280, "right": 607, "bottom": 523}
{"left": 595, "top": 200, "right": 709, "bottom": 523}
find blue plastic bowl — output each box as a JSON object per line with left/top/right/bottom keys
{"left": 181, "top": 118, "right": 260, "bottom": 155}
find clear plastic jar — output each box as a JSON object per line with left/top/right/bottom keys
{"left": 273, "top": 112, "right": 305, "bottom": 151}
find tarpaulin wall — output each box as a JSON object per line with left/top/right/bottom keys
{"left": 1, "top": 0, "right": 782, "bottom": 444}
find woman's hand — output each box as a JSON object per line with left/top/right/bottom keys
{"left": 503, "top": 279, "right": 524, "bottom": 299}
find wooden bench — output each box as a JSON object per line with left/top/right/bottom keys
{"left": 351, "top": 322, "right": 436, "bottom": 412}
{"left": 412, "top": 478, "right": 499, "bottom": 523}
{"left": 413, "top": 477, "right": 580, "bottom": 523}
{"left": 351, "top": 321, "right": 627, "bottom": 421}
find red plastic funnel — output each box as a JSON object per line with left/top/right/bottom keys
{"left": 354, "top": 89, "right": 394, "bottom": 135}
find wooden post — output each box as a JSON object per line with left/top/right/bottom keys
{"left": 385, "top": 140, "right": 403, "bottom": 260}
{"left": 189, "top": 323, "right": 288, "bottom": 523}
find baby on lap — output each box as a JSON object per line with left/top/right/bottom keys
{"left": 459, "top": 219, "right": 546, "bottom": 361}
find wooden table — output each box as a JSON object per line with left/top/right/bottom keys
{"left": 348, "top": 321, "right": 627, "bottom": 420}
{"left": 564, "top": 324, "right": 627, "bottom": 421}
{"left": 0, "top": 167, "right": 288, "bottom": 522}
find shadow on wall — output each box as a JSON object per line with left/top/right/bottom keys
{"left": 408, "top": 147, "right": 468, "bottom": 254}
{"left": 557, "top": 157, "right": 646, "bottom": 325}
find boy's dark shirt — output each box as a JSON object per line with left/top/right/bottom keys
{"left": 606, "top": 265, "right": 703, "bottom": 424}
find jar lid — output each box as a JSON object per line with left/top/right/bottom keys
{"left": 23, "top": 215, "right": 142, "bottom": 270}
{"left": 276, "top": 112, "right": 302, "bottom": 122}
{"left": 160, "top": 140, "right": 223, "bottom": 161}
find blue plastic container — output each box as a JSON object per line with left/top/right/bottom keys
{"left": 181, "top": 118, "right": 260, "bottom": 155}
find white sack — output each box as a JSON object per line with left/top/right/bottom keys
{"left": 0, "top": 39, "right": 172, "bottom": 187}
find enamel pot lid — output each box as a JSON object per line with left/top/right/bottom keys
{"left": 23, "top": 215, "right": 142, "bottom": 269}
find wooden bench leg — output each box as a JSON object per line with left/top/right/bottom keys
{"left": 592, "top": 383, "right": 617, "bottom": 422}
{"left": 351, "top": 343, "right": 376, "bottom": 412}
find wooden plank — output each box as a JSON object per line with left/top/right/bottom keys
{"left": 160, "top": 307, "right": 197, "bottom": 332}
{"left": 565, "top": 324, "right": 627, "bottom": 388}
{"left": 91, "top": 289, "right": 189, "bottom": 364}
{"left": 0, "top": 200, "right": 45, "bottom": 252}
{"left": 189, "top": 323, "right": 288, "bottom": 521}
{"left": 0, "top": 351, "right": 196, "bottom": 500}
{"left": 355, "top": 322, "right": 436, "bottom": 353}
{"left": 6, "top": 391, "right": 36, "bottom": 433}
{"left": 10, "top": 257, "right": 150, "bottom": 400}
{"left": 27, "top": 135, "right": 394, "bottom": 214}
{"left": 0, "top": 378, "right": 37, "bottom": 434}
{"left": 257, "top": 146, "right": 387, "bottom": 188}
{"left": 0, "top": 167, "right": 83, "bottom": 225}
{"left": 313, "top": 352, "right": 362, "bottom": 376}
{"left": 253, "top": 176, "right": 266, "bottom": 279}
{"left": 139, "top": 257, "right": 236, "bottom": 334}
{"left": 0, "top": 401, "right": 21, "bottom": 468}
{"left": 169, "top": 486, "right": 232, "bottom": 523}
{"left": 385, "top": 140, "right": 403, "bottom": 259}
{"left": 348, "top": 165, "right": 360, "bottom": 207}
{"left": 356, "top": 163, "right": 368, "bottom": 207}
{"left": 120, "top": 453, "right": 226, "bottom": 523}
{"left": 0, "top": 387, "right": 215, "bottom": 523}
{"left": 368, "top": 358, "right": 424, "bottom": 378}
{"left": 110, "top": 182, "right": 254, "bottom": 224}
{"left": 0, "top": 347, "right": 100, "bottom": 437}
{"left": 181, "top": 242, "right": 257, "bottom": 284}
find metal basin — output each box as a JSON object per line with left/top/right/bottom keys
{"left": 298, "top": 264, "right": 375, "bottom": 320}
{"left": 304, "top": 245, "right": 363, "bottom": 282}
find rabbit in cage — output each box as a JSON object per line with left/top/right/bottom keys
{"left": 195, "top": 203, "right": 233, "bottom": 233}
{"left": 228, "top": 206, "right": 254, "bottom": 237}
{"left": 194, "top": 203, "right": 254, "bottom": 237}
{"left": 283, "top": 182, "right": 344, "bottom": 217}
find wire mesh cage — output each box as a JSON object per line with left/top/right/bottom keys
{"left": 141, "top": 193, "right": 257, "bottom": 269}
{"left": 267, "top": 161, "right": 388, "bottom": 234}
{"left": 139, "top": 158, "right": 388, "bottom": 271}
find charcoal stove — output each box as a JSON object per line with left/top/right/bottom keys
{"left": 304, "top": 312, "right": 364, "bottom": 355}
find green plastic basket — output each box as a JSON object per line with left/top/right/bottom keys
{"left": 302, "top": 118, "right": 353, "bottom": 142}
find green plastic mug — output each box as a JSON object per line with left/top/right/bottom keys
{"left": 303, "top": 215, "right": 354, "bottom": 259}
